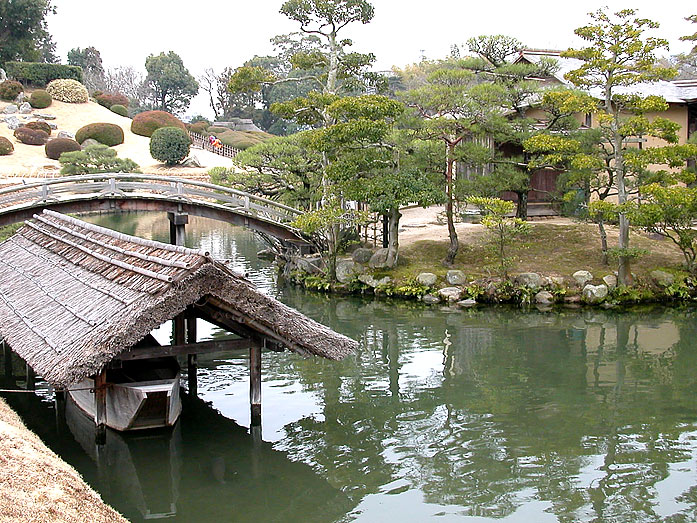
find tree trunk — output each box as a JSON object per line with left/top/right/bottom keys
{"left": 515, "top": 191, "right": 528, "bottom": 221}
{"left": 598, "top": 220, "right": 609, "bottom": 265}
{"left": 444, "top": 141, "right": 459, "bottom": 266}
{"left": 385, "top": 207, "right": 401, "bottom": 267}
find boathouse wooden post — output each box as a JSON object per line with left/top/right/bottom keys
{"left": 95, "top": 369, "right": 107, "bottom": 444}
{"left": 250, "top": 342, "right": 262, "bottom": 426}
{"left": 25, "top": 364, "right": 35, "bottom": 390}
{"left": 168, "top": 211, "right": 191, "bottom": 390}
{"left": 2, "top": 340, "right": 11, "bottom": 378}
{"left": 186, "top": 316, "right": 198, "bottom": 396}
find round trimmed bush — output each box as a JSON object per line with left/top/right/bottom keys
{"left": 110, "top": 104, "right": 128, "bottom": 117}
{"left": 46, "top": 79, "right": 89, "bottom": 103}
{"left": 150, "top": 126, "right": 191, "bottom": 165}
{"left": 207, "top": 126, "right": 229, "bottom": 134}
{"left": 131, "top": 110, "right": 186, "bottom": 137}
{"left": 14, "top": 127, "right": 49, "bottom": 145}
{"left": 24, "top": 121, "right": 51, "bottom": 135}
{"left": 0, "top": 80, "right": 23, "bottom": 101}
{"left": 188, "top": 121, "right": 208, "bottom": 134}
{"left": 0, "top": 137, "right": 14, "bottom": 155}
{"left": 29, "top": 89, "right": 52, "bottom": 109}
{"left": 45, "top": 138, "right": 81, "bottom": 160}
{"left": 75, "top": 123, "right": 124, "bottom": 146}
{"left": 95, "top": 92, "right": 129, "bottom": 108}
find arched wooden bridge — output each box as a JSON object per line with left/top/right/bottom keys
{"left": 0, "top": 174, "right": 305, "bottom": 241}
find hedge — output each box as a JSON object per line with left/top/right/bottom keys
{"left": 150, "top": 127, "right": 191, "bottom": 165}
{"left": 131, "top": 110, "right": 186, "bottom": 137}
{"left": 45, "top": 138, "right": 81, "bottom": 160}
{"left": 29, "top": 90, "right": 52, "bottom": 109}
{"left": 46, "top": 79, "right": 89, "bottom": 103}
{"left": 95, "top": 93, "right": 129, "bottom": 109}
{"left": 0, "top": 80, "right": 23, "bottom": 101}
{"left": 14, "top": 127, "right": 49, "bottom": 146}
{"left": 75, "top": 123, "right": 125, "bottom": 147}
{"left": 5, "top": 62, "right": 83, "bottom": 86}
{"left": 24, "top": 121, "right": 51, "bottom": 135}
{"left": 110, "top": 104, "right": 128, "bottom": 117}
{"left": 0, "top": 137, "right": 14, "bottom": 155}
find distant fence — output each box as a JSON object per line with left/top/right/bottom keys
{"left": 189, "top": 131, "right": 241, "bottom": 159}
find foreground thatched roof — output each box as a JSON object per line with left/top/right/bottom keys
{"left": 0, "top": 210, "right": 357, "bottom": 387}
{"left": 0, "top": 398, "right": 128, "bottom": 523}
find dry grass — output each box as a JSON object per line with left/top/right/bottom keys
{"left": 0, "top": 398, "right": 127, "bottom": 523}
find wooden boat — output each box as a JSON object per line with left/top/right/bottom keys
{"left": 68, "top": 357, "right": 182, "bottom": 431}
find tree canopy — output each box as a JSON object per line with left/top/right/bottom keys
{"left": 144, "top": 51, "right": 199, "bottom": 115}
{"left": 0, "top": 0, "right": 57, "bottom": 68}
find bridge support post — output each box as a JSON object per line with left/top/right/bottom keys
{"left": 187, "top": 316, "right": 198, "bottom": 397}
{"left": 168, "top": 212, "right": 188, "bottom": 247}
{"left": 250, "top": 343, "right": 262, "bottom": 427}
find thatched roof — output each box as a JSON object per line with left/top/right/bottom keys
{"left": 0, "top": 210, "right": 357, "bottom": 387}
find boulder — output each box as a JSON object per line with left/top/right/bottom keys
{"left": 416, "top": 272, "right": 437, "bottom": 286}
{"left": 550, "top": 276, "right": 565, "bottom": 287}
{"left": 80, "top": 138, "right": 100, "bottom": 147}
{"left": 650, "top": 270, "right": 674, "bottom": 287}
{"left": 582, "top": 284, "right": 608, "bottom": 304}
{"left": 351, "top": 248, "right": 373, "bottom": 264}
{"left": 4, "top": 116, "right": 21, "bottom": 130}
{"left": 57, "top": 131, "right": 75, "bottom": 140}
{"left": 18, "top": 102, "right": 32, "bottom": 114}
{"left": 438, "top": 287, "right": 462, "bottom": 302}
{"left": 47, "top": 121, "right": 57, "bottom": 130}
{"left": 358, "top": 273, "right": 391, "bottom": 288}
{"left": 181, "top": 155, "right": 202, "bottom": 168}
{"left": 14, "top": 92, "right": 26, "bottom": 104}
{"left": 34, "top": 113, "right": 56, "bottom": 120}
{"left": 457, "top": 298, "right": 477, "bottom": 308}
{"left": 3, "top": 104, "right": 17, "bottom": 115}
{"left": 336, "top": 260, "right": 365, "bottom": 283}
{"left": 368, "top": 248, "right": 392, "bottom": 269}
{"left": 602, "top": 274, "right": 617, "bottom": 290}
{"left": 564, "top": 295, "right": 582, "bottom": 304}
{"left": 446, "top": 270, "right": 466, "bottom": 285}
{"left": 422, "top": 294, "right": 441, "bottom": 304}
{"left": 515, "top": 272, "right": 544, "bottom": 289}
{"left": 296, "top": 256, "right": 323, "bottom": 275}
{"left": 535, "top": 290, "right": 554, "bottom": 305}
{"left": 573, "top": 270, "right": 593, "bottom": 287}
{"left": 0, "top": 69, "right": 6, "bottom": 82}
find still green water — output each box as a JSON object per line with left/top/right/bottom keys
{"left": 4, "top": 212, "right": 697, "bottom": 522}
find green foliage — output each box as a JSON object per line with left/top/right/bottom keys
{"left": 0, "top": 80, "right": 23, "bottom": 101}
{"left": 149, "top": 126, "right": 191, "bottom": 165}
{"left": 110, "top": 104, "right": 128, "bottom": 117}
{"left": 219, "top": 130, "right": 272, "bottom": 149}
{"left": 29, "top": 89, "right": 52, "bottom": 109}
{"left": 14, "top": 126, "right": 48, "bottom": 145}
{"left": 5, "top": 62, "right": 82, "bottom": 86}
{"left": 75, "top": 123, "right": 124, "bottom": 146}
{"left": 24, "top": 121, "right": 51, "bottom": 135}
{"left": 188, "top": 121, "right": 209, "bottom": 134}
{"left": 144, "top": 51, "right": 199, "bottom": 115}
{"left": 45, "top": 138, "right": 81, "bottom": 160}
{"left": 607, "top": 247, "right": 648, "bottom": 262}
{"left": 227, "top": 66, "right": 276, "bottom": 94}
{"left": 67, "top": 47, "right": 103, "bottom": 80}
{"left": 95, "top": 92, "right": 128, "bottom": 108}
{"left": 45, "top": 79, "right": 89, "bottom": 103}
{"left": 131, "top": 110, "right": 186, "bottom": 137}
{"left": 59, "top": 144, "right": 140, "bottom": 175}
{"left": 0, "top": 1, "right": 57, "bottom": 68}
{"left": 0, "top": 137, "right": 14, "bottom": 155}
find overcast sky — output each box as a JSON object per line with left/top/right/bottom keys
{"left": 47, "top": 0, "right": 695, "bottom": 118}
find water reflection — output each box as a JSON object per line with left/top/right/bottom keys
{"left": 2, "top": 212, "right": 696, "bottom": 522}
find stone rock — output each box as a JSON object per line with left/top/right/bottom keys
{"left": 46, "top": 121, "right": 57, "bottom": 130}
{"left": 358, "top": 273, "right": 391, "bottom": 288}
{"left": 3, "top": 104, "right": 17, "bottom": 114}
{"left": 416, "top": 272, "right": 437, "bottom": 286}
{"left": 573, "top": 270, "right": 593, "bottom": 287}
{"left": 582, "top": 284, "right": 608, "bottom": 304}
{"left": 18, "top": 102, "right": 31, "bottom": 114}
{"left": 602, "top": 274, "right": 617, "bottom": 290}
{"left": 0, "top": 69, "right": 6, "bottom": 82}
{"left": 515, "top": 272, "right": 544, "bottom": 289}
{"left": 80, "top": 138, "right": 100, "bottom": 147}
{"left": 181, "top": 155, "right": 202, "bottom": 168}
{"left": 368, "top": 248, "right": 392, "bottom": 269}
{"left": 351, "top": 248, "right": 373, "bottom": 264}
{"left": 564, "top": 295, "right": 582, "bottom": 304}
{"left": 336, "top": 260, "right": 365, "bottom": 283}
{"left": 446, "top": 270, "right": 466, "bottom": 285}
{"left": 14, "top": 92, "right": 26, "bottom": 104}
{"left": 4, "top": 116, "right": 21, "bottom": 130}
{"left": 550, "top": 276, "right": 565, "bottom": 286}
{"left": 438, "top": 287, "right": 462, "bottom": 302}
{"left": 535, "top": 290, "right": 554, "bottom": 305}
{"left": 296, "top": 256, "right": 323, "bottom": 274}
{"left": 457, "top": 298, "right": 477, "bottom": 308}
{"left": 650, "top": 270, "right": 674, "bottom": 287}
{"left": 422, "top": 294, "right": 441, "bottom": 304}
{"left": 57, "top": 131, "right": 75, "bottom": 140}
{"left": 34, "top": 113, "right": 56, "bottom": 120}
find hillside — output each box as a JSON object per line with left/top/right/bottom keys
{"left": 0, "top": 98, "right": 233, "bottom": 178}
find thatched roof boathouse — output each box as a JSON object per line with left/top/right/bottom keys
{"left": 0, "top": 210, "right": 357, "bottom": 432}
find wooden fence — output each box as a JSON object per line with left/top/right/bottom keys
{"left": 189, "top": 131, "right": 241, "bottom": 159}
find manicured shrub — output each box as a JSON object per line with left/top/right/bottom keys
{"left": 218, "top": 130, "right": 269, "bottom": 150}
{"left": 29, "top": 89, "right": 52, "bottom": 109}
{"left": 110, "top": 104, "right": 129, "bottom": 117}
{"left": 46, "top": 79, "right": 89, "bottom": 103}
{"left": 24, "top": 121, "right": 51, "bottom": 135}
{"left": 95, "top": 92, "right": 129, "bottom": 108}
{"left": 131, "top": 110, "right": 186, "bottom": 137}
{"left": 149, "top": 126, "right": 192, "bottom": 165}
{"left": 45, "top": 138, "right": 81, "bottom": 160}
{"left": 0, "top": 80, "right": 23, "bottom": 101}
{"left": 59, "top": 144, "right": 140, "bottom": 175}
{"left": 0, "top": 137, "right": 14, "bottom": 155}
{"left": 5, "top": 62, "right": 82, "bottom": 86}
{"left": 14, "top": 127, "right": 49, "bottom": 145}
{"left": 75, "top": 123, "right": 125, "bottom": 146}
{"left": 188, "top": 121, "right": 208, "bottom": 134}
{"left": 207, "top": 126, "right": 229, "bottom": 134}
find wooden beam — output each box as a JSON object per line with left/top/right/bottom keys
{"left": 187, "top": 316, "right": 198, "bottom": 396}
{"left": 3, "top": 341, "right": 11, "bottom": 379}
{"left": 250, "top": 344, "right": 262, "bottom": 426}
{"left": 95, "top": 370, "right": 107, "bottom": 445}
{"left": 118, "top": 338, "right": 258, "bottom": 361}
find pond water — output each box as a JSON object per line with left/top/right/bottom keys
{"left": 3, "top": 212, "right": 697, "bottom": 523}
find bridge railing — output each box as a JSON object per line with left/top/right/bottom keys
{"left": 0, "top": 174, "right": 303, "bottom": 227}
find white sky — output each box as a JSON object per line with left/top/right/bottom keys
{"left": 47, "top": 0, "right": 695, "bottom": 118}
